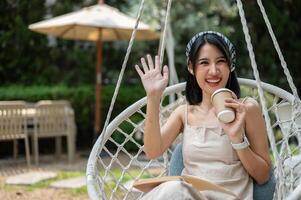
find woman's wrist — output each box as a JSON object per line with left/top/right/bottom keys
{"left": 147, "top": 94, "right": 162, "bottom": 101}
{"left": 229, "top": 135, "right": 243, "bottom": 144}
{"left": 146, "top": 95, "right": 162, "bottom": 109}
{"left": 228, "top": 129, "right": 245, "bottom": 144}
{"left": 231, "top": 135, "right": 250, "bottom": 150}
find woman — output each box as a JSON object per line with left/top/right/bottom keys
{"left": 135, "top": 31, "right": 271, "bottom": 200}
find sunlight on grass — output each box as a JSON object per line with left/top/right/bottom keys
{"left": 69, "top": 186, "right": 87, "bottom": 196}
{"left": 100, "top": 168, "right": 156, "bottom": 183}
{"left": 3, "top": 171, "right": 86, "bottom": 194}
{"left": 2, "top": 168, "right": 156, "bottom": 198}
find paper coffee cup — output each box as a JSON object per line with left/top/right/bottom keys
{"left": 211, "top": 88, "right": 235, "bottom": 123}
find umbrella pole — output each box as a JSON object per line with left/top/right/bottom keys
{"left": 94, "top": 33, "right": 103, "bottom": 140}
{"left": 94, "top": 0, "right": 104, "bottom": 142}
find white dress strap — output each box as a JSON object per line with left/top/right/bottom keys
{"left": 185, "top": 103, "right": 188, "bottom": 127}
{"left": 241, "top": 96, "right": 249, "bottom": 103}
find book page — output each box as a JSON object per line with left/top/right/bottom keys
{"left": 133, "top": 175, "right": 237, "bottom": 198}
{"left": 182, "top": 175, "right": 237, "bottom": 198}
{"left": 133, "top": 176, "right": 182, "bottom": 193}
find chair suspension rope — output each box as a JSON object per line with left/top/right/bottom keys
{"left": 236, "top": 1, "right": 291, "bottom": 198}
{"left": 235, "top": 2, "right": 288, "bottom": 197}
{"left": 235, "top": 0, "right": 278, "bottom": 162}
{"left": 257, "top": 0, "right": 301, "bottom": 195}
{"left": 86, "top": 0, "right": 146, "bottom": 191}
{"left": 256, "top": 1, "right": 301, "bottom": 154}
{"left": 99, "top": 0, "right": 173, "bottom": 151}
{"left": 98, "top": 0, "right": 146, "bottom": 149}
{"left": 158, "top": 0, "right": 173, "bottom": 68}
{"left": 256, "top": 0, "right": 300, "bottom": 101}
{"left": 156, "top": 0, "right": 174, "bottom": 174}
{"left": 88, "top": 0, "right": 174, "bottom": 194}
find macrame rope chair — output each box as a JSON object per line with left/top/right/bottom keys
{"left": 86, "top": 0, "right": 301, "bottom": 199}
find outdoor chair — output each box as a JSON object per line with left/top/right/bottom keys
{"left": 86, "top": 78, "right": 301, "bottom": 200}
{"left": 0, "top": 101, "right": 31, "bottom": 166}
{"left": 32, "top": 100, "right": 76, "bottom": 165}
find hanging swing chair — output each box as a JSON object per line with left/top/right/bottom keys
{"left": 86, "top": 0, "right": 301, "bottom": 200}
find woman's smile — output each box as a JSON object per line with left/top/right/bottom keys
{"left": 205, "top": 77, "right": 222, "bottom": 87}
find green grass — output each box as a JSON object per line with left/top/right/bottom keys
{"left": 2, "top": 168, "right": 155, "bottom": 198}
{"left": 100, "top": 168, "right": 156, "bottom": 183}
{"left": 2, "top": 171, "right": 87, "bottom": 195}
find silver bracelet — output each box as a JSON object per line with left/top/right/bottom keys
{"left": 231, "top": 135, "right": 250, "bottom": 150}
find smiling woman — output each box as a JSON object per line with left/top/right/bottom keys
{"left": 185, "top": 31, "right": 240, "bottom": 105}
{"left": 135, "top": 31, "right": 271, "bottom": 200}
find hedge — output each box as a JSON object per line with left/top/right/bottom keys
{"left": 0, "top": 84, "right": 145, "bottom": 151}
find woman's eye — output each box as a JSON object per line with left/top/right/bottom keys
{"left": 199, "top": 61, "right": 209, "bottom": 65}
{"left": 217, "top": 59, "right": 226, "bottom": 63}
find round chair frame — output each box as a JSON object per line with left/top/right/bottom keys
{"left": 87, "top": 78, "right": 301, "bottom": 200}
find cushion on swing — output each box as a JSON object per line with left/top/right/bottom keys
{"left": 168, "top": 143, "right": 276, "bottom": 200}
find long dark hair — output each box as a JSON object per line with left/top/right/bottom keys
{"left": 186, "top": 33, "right": 240, "bottom": 105}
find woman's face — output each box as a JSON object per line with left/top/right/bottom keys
{"left": 189, "top": 43, "right": 230, "bottom": 97}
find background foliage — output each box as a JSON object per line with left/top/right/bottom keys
{"left": 0, "top": 0, "right": 300, "bottom": 151}
{"left": 0, "top": 84, "right": 144, "bottom": 155}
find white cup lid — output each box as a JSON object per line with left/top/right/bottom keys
{"left": 217, "top": 110, "right": 235, "bottom": 123}
{"left": 211, "top": 88, "right": 233, "bottom": 103}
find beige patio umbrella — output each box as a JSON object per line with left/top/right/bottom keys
{"left": 29, "top": 1, "right": 159, "bottom": 137}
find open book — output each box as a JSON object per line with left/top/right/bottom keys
{"left": 133, "top": 175, "right": 237, "bottom": 198}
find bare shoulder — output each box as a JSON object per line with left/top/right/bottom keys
{"left": 172, "top": 104, "right": 186, "bottom": 119}
{"left": 168, "top": 104, "right": 186, "bottom": 123}
{"left": 166, "top": 104, "right": 186, "bottom": 131}
{"left": 241, "top": 98, "right": 264, "bottom": 129}
{"left": 174, "top": 104, "right": 186, "bottom": 111}
{"left": 241, "top": 97, "right": 261, "bottom": 112}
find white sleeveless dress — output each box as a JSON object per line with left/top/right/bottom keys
{"left": 141, "top": 103, "right": 253, "bottom": 200}
{"left": 181, "top": 104, "right": 253, "bottom": 200}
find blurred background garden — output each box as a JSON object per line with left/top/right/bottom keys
{"left": 1, "top": 0, "right": 300, "bottom": 158}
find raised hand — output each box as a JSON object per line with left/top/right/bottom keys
{"left": 135, "top": 54, "right": 169, "bottom": 97}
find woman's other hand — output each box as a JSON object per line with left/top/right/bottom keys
{"left": 221, "top": 98, "right": 247, "bottom": 143}
{"left": 135, "top": 54, "right": 169, "bottom": 97}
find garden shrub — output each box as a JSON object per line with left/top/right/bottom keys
{"left": 0, "top": 84, "right": 145, "bottom": 152}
